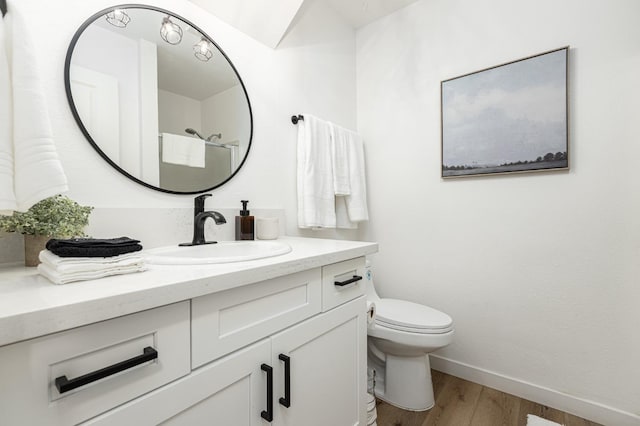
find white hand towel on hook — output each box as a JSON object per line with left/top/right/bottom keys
{"left": 161, "top": 133, "right": 205, "bottom": 168}
{"left": 296, "top": 114, "right": 336, "bottom": 228}
{"left": 1, "top": 4, "right": 68, "bottom": 214}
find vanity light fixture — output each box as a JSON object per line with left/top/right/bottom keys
{"left": 193, "top": 37, "right": 214, "bottom": 62}
{"left": 105, "top": 9, "right": 131, "bottom": 28}
{"left": 160, "top": 16, "right": 183, "bottom": 45}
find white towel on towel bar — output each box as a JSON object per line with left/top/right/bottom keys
{"left": 343, "top": 130, "right": 369, "bottom": 223}
{"left": 0, "top": 6, "right": 68, "bottom": 214}
{"left": 329, "top": 124, "right": 369, "bottom": 228}
{"left": 296, "top": 115, "right": 370, "bottom": 229}
{"left": 296, "top": 114, "right": 336, "bottom": 228}
{"left": 161, "top": 133, "right": 205, "bottom": 168}
{"left": 329, "top": 122, "right": 351, "bottom": 196}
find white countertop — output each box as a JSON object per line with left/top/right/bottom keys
{"left": 0, "top": 237, "right": 377, "bottom": 347}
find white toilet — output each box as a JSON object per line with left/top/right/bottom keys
{"left": 364, "top": 262, "right": 454, "bottom": 411}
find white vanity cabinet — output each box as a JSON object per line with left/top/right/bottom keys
{"left": 0, "top": 239, "right": 376, "bottom": 426}
{"left": 86, "top": 298, "right": 365, "bottom": 426}
{"left": 87, "top": 257, "right": 367, "bottom": 426}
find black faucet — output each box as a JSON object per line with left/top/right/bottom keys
{"left": 180, "top": 194, "right": 227, "bottom": 246}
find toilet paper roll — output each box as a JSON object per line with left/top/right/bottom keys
{"left": 256, "top": 217, "right": 279, "bottom": 240}
{"left": 366, "top": 301, "right": 376, "bottom": 326}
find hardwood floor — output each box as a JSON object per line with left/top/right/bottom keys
{"left": 374, "top": 370, "right": 602, "bottom": 426}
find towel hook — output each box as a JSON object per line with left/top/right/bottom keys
{"left": 291, "top": 114, "right": 304, "bottom": 125}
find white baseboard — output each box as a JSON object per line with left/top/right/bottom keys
{"left": 430, "top": 355, "right": 640, "bottom": 426}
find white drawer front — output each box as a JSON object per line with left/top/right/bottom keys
{"left": 0, "top": 301, "right": 190, "bottom": 426}
{"left": 192, "top": 268, "right": 321, "bottom": 368}
{"left": 321, "top": 257, "right": 366, "bottom": 311}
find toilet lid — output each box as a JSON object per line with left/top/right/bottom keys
{"left": 375, "top": 299, "right": 453, "bottom": 333}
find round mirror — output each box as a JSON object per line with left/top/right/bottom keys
{"left": 65, "top": 5, "right": 253, "bottom": 194}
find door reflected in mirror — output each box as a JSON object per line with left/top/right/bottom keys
{"left": 65, "top": 5, "right": 253, "bottom": 194}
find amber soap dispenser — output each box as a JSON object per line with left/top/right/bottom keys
{"left": 235, "top": 200, "right": 254, "bottom": 240}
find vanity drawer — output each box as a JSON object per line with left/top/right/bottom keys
{"left": 321, "top": 257, "right": 366, "bottom": 311}
{"left": 192, "top": 267, "right": 321, "bottom": 368}
{"left": 0, "top": 301, "right": 190, "bottom": 426}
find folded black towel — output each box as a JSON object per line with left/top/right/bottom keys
{"left": 46, "top": 237, "right": 143, "bottom": 258}
{"left": 46, "top": 237, "right": 140, "bottom": 249}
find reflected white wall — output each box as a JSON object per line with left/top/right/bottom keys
{"left": 71, "top": 24, "right": 141, "bottom": 176}
{"left": 201, "top": 84, "right": 249, "bottom": 163}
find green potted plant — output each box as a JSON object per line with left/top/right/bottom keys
{"left": 0, "top": 195, "right": 93, "bottom": 266}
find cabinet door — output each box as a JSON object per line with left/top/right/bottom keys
{"left": 271, "top": 297, "right": 367, "bottom": 426}
{"left": 85, "top": 339, "right": 271, "bottom": 426}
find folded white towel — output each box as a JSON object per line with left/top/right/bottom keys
{"left": 2, "top": 6, "right": 68, "bottom": 213}
{"left": 328, "top": 123, "right": 351, "bottom": 196}
{"left": 39, "top": 249, "right": 145, "bottom": 274}
{"left": 0, "top": 13, "right": 15, "bottom": 215}
{"left": 37, "top": 262, "right": 147, "bottom": 285}
{"left": 38, "top": 249, "right": 147, "bottom": 284}
{"left": 297, "top": 114, "right": 336, "bottom": 228}
{"left": 161, "top": 133, "right": 205, "bottom": 168}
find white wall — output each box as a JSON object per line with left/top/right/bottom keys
{"left": 15, "top": 0, "right": 356, "bottom": 237}
{"left": 357, "top": 0, "right": 640, "bottom": 423}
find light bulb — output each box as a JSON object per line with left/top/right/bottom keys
{"left": 105, "top": 9, "right": 131, "bottom": 28}
{"left": 160, "top": 16, "right": 183, "bottom": 45}
{"left": 193, "top": 38, "right": 213, "bottom": 62}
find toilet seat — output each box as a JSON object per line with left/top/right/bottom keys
{"left": 375, "top": 299, "right": 453, "bottom": 334}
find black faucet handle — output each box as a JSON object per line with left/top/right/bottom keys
{"left": 194, "top": 193, "right": 212, "bottom": 215}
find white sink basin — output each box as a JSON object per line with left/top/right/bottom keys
{"left": 144, "top": 241, "right": 292, "bottom": 265}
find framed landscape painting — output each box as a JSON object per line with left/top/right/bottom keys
{"left": 441, "top": 47, "right": 569, "bottom": 178}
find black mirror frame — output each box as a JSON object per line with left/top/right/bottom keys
{"left": 64, "top": 4, "right": 253, "bottom": 195}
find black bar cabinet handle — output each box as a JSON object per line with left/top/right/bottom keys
{"left": 55, "top": 346, "right": 158, "bottom": 394}
{"left": 279, "top": 354, "right": 291, "bottom": 408}
{"left": 261, "top": 364, "right": 274, "bottom": 422}
{"left": 334, "top": 275, "right": 363, "bottom": 287}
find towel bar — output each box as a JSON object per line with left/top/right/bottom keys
{"left": 291, "top": 114, "right": 304, "bottom": 124}
{"left": 158, "top": 133, "right": 232, "bottom": 149}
